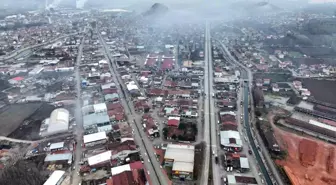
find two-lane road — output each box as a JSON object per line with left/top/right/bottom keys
{"left": 98, "top": 33, "right": 168, "bottom": 185}
{"left": 218, "top": 40, "right": 285, "bottom": 185}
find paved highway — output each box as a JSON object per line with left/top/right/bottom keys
{"left": 205, "top": 22, "right": 221, "bottom": 185}
{"left": 218, "top": 41, "right": 285, "bottom": 185}
{"left": 0, "top": 32, "right": 81, "bottom": 61}
{"left": 200, "top": 21, "right": 211, "bottom": 185}
{"left": 72, "top": 35, "right": 86, "bottom": 185}
{"left": 98, "top": 33, "right": 168, "bottom": 185}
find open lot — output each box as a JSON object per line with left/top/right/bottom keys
{"left": 8, "top": 103, "right": 55, "bottom": 140}
{"left": 301, "top": 78, "right": 336, "bottom": 105}
{"left": 274, "top": 128, "right": 336, "bottom": 185}
{"left": 254, "top": 73, "right": 292, "bottom": 83}
{"left": 0, "top": 103, "right": 42, "bottom": 137}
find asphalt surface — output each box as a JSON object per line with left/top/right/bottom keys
{"left": 218, "top": 41, "right": 283, "bottom": 185}
{"left": 206, "top": 23, "right": 221, "bottom": 185}
{"left": 71, "top": 36, "right": 85, "bottom": 185}
{"left": 0, "top": 32, "right": 81, "bottom": 61}
{"left": 200, "top": 21, "right": 211, "bottom": 185}
{"left": 98, "top": 33, "right": 168, "bottom": 185}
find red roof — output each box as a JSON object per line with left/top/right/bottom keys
{"left": 106, "top": 102, "right": 123, "bottom": 110}
{"left": 140, "top": 71, "right": 151, "bottom": 77}
{"left": 114, "top": 114, "right": 125, "bottom": 121}
{"left": 103, "top": 88, "right": 118, "bottom": 95}
{"left": 145, "top": 58, "right": 156, "bottom": 66}
{"left": 161, "top": 58, "right": 174, "bottom": 70}
{"left": 12, "top": 76, "right": 24, "bottom": 81}
{"left": 111, "top": 171, "right": 135, "bottom": 185}
{"left": 129, "top": 161, "right": 143, "bottom": 170}
{"left": 222, "top": 121, "right": 237, "bottom": 126}
{"left": 106, "top": 179, "right": 113, "bottom": 185}
{"left": 167, "top": 118, "right": 180, "bottom": 127}
{"left": 147, "top": 88, "right": 166, "bottom": 96}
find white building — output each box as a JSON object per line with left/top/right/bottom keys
{"left": 43, "top": 170, "right": 65, "bottom": 185}
{"left": 164, "top": 144, "right": 195, "bottom": 180}
{"left": 220, "top": 130, "right": 243, "bottom": 150}
{"left": 83, "top": 131, "right": 107, "bottom": 147}
{"left": 46, "top": 108, "right": 70, "bottom": 136}
{"left": 88, "top": 151, "right": 112, "bottom": 166}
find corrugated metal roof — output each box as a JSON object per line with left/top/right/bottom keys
{"left": 83, "top": 113, "right": 110, "bottom": 127}
{"left": 49, "top": 142, "right": 64, "bottom": 150}
{"left": 45, "top": 153, "right": 72, "bottom": 162}
{"left": 88, "top": 151, "right": 111, "bottom": 166}
{"left": 83, "top": 131, "right": 107, "bottom": 144}
{"left": 172, "top": 161, "right": 194, "bottom": 172}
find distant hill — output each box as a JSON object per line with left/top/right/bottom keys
{"left": 142, "top": 3, "right": 168, "bottom": 17}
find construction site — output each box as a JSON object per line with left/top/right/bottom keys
{"left": 274, "top": 126, "right": 336, "bottom": 185}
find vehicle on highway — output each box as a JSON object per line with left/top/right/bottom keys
{"left": 147, "top": 171, "right": 150, "bottom": 175}
{"left": 215, "top": 156, "right": 218, "bottom": 164}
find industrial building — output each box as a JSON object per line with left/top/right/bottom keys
{"left": 40, "top": 108, "right": 70, "bottom": 137}
{"left": 44, "top": 153, "right": 73, "bottom": 165}
{"left": 83, "top": 112, "right": 110, "bottom": 130}
{"left": 220, "top": 130, "right": 243, "bottom": 151}
{"left": 164, "top": 144, "right": 195, "bottom": 180}
{"left": 88, "top": 150, "right": 112, "bottom": 167}
{"left": 83, "top": 131, "right": 107, "bottom": 147}
{"left": 285, "top": 117, "right": 336, "bottom": 139}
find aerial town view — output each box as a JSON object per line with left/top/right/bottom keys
{"left": 0, "top": 0, "right": 336, "bottom": 185}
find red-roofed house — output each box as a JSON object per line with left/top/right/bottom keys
{"left": 145, "top": 58, "right": 157, "bottom": 67}
{"left": 142, "top": 114, "right": 159, "bottom": 137}
{"left": 161, "top": 58, "right": 174, "bottom": 71}
{"left": 167, "top": 117, "right": 180, "bottom": 127}
{"left": 9, "top": 76, "right": 24, "bottom": 84}
{"left": 107, "top": 102, "right": 123, "bottom": 111}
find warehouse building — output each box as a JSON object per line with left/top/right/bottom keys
{"left": 83, "top": 131, "right": 107, "bottom": 147}
{"left": 83, "top": 112, "right": 110, "bottom": 130}
{"left": 220, "top": 130, "right": 243, "bottom": 152}
{"left": 44, "top": 153, "right": 73, "bottom": 166}
{"left": 40, "top": 108, "right": 70, "bottom": 137}
{"left": 88, "top": 150, "right": 112, "bottom": 167}
{"left": 164, "top": 144, "right": 195, "bottom": 180}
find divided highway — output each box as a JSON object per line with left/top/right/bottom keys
{"left": 200, "top": 21, "right": 211, "bottom": 185}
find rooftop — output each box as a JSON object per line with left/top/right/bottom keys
{"left": 83, "top": 131, "right": 107, "bottom": 144}
{"left": 43, "top": 170, "right": 65, "bottom": 185}
{"left": 164, "top": 144, "right": 195, "bottom": 172}
{"left": 88, "top": 151, "right": 112, "bottom": 166}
